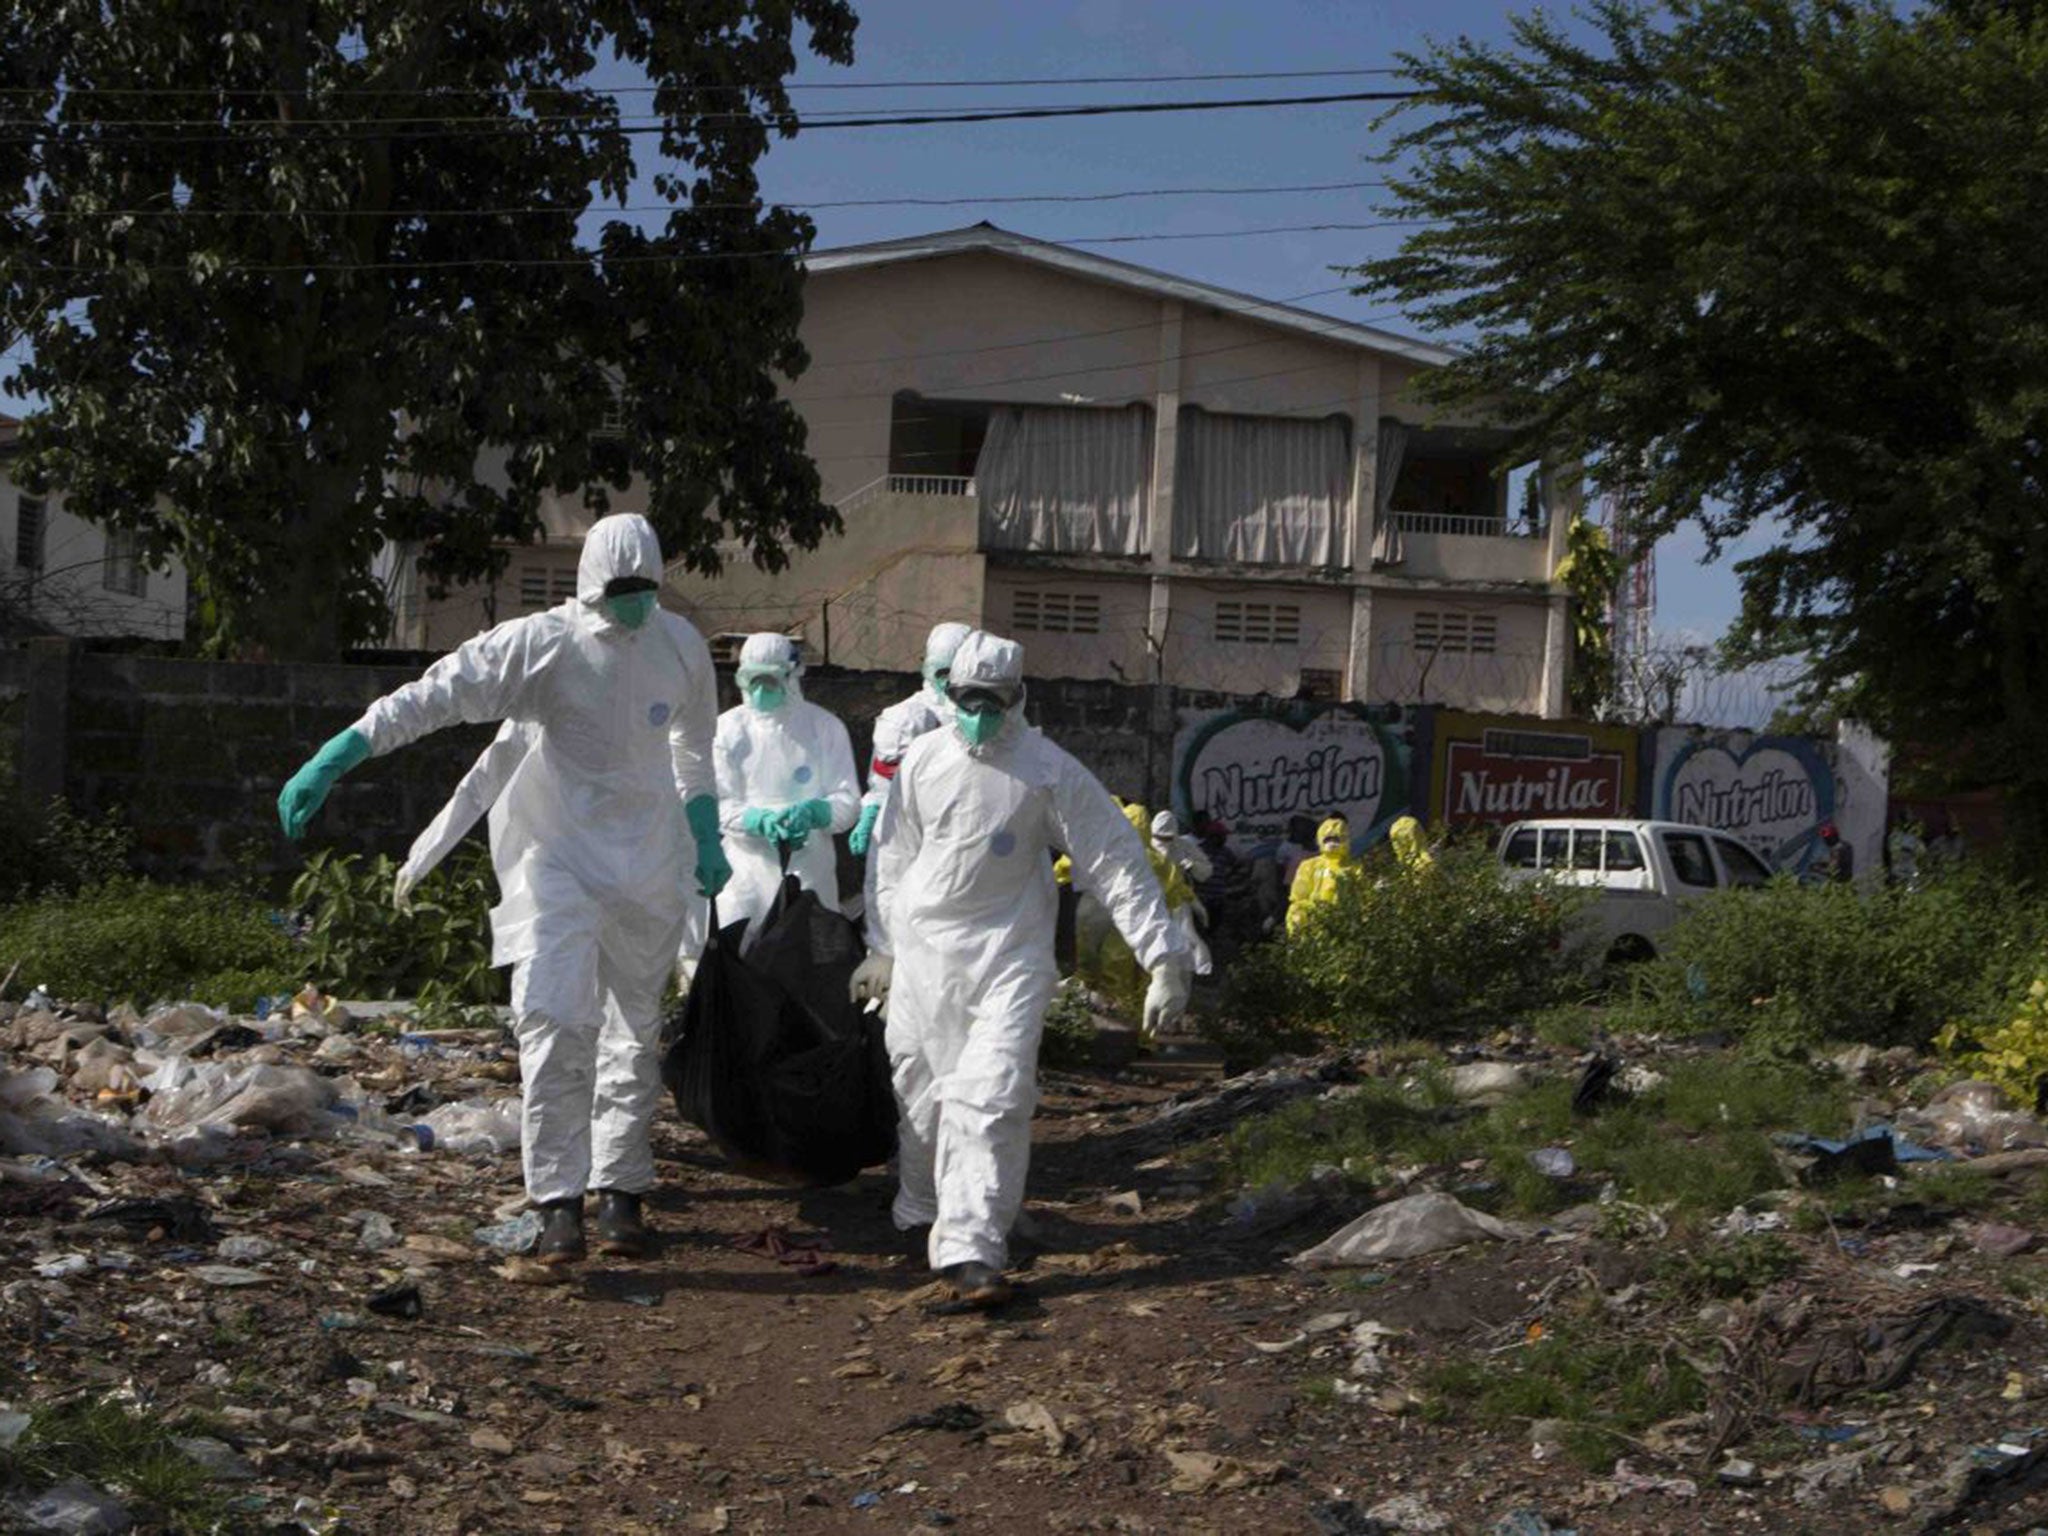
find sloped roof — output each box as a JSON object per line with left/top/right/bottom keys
{"left": 804, "top": 222, "right": 1456, "bottom": 370}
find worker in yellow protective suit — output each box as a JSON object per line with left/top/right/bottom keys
{"left": 1060, "top": 802, "right": 1192, "bottom": 1036}
{"left": 1389, "top": 814, "right": 1436, "bottom": 874}
{"left": 1287, "top": 815, "right": 1356, "bottom": 934}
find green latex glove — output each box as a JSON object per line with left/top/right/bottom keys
{"left": 740, "top": 805, "right": 778, "bottom": 839}
{"left": 849, "top": 803, "right": 881, "bottom": 856}
{"left": 685, "top": 794, "right": 731, "bottom": 898}
{"left": 278, "top": 727, "right": 372, "bottom": 840}
{"left": 795, "top": 798, "right": 833, "bottom": 832}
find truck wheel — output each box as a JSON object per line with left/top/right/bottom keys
{"left": 1605, "top": 935, "right": 1655, "bottom": 965}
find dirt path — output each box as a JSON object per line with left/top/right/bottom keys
{"left": 12, "top": 1050, "right": 2046, "bottom": 1534}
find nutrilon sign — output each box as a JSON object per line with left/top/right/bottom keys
{"left": 1429, "top": 714, "right": 1640, "bottom": 828}
{"left": 1172, "top": 703, "right": 1409, "bottom": 850}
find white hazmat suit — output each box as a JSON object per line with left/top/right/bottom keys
{"left": 713, "top": 633, "right": 862, "bottom": 940}
{"left": 867, "top": 631, "right": 1189, "bottom": 1272}
{"left": 350, "top": 514, "right": 720, "bottom": 1205}
{"left": 859, "top": 622, "right": 975, "bottom": 822}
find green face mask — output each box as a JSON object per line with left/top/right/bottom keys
{"left": 744, "top": 679, "right": 787, "bottom": 712}
{"left": 956, "top": 705, "right": 1005, "bottom": 747}
{"left": 923, "top": 665, "right": 950, "bottom": 701}
{"left": 604, "top": 592, "right": 656, "bottom": 630}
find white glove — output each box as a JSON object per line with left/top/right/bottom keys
{"left": 1142, "top": 953, "right": 1193, "bottom": 1040}
{"left": 850, "top": 953, "right": 894, "bottom": 1009}
{"left": 392, "top": 864, "right": 420, "bottom": 914}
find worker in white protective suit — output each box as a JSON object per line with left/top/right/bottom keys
{"left": 1150, "top": 810, "right": 1214, "bottom": 977}
{"left": 276, "top": 513, "right": 729, "bottom": 1267}
{"left": 851, "top": 631, "right": 1191, "bottom": 1309}
{"left": 848, "top": 621, "right": 974, "bottom": 858}
{"left": 713, "top": 633, "right": 862, "bottom": 943}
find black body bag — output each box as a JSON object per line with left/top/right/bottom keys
{"left": 660, "top": 867, "right": 896, "bottom": 1187}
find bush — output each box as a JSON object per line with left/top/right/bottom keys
{"left": 1615, "top": 865, "right": 2048, "bottom": 1053}
{"left": 0, "top": 878, "right": 299, "bottom": 1008}
{"left": 0, "top": 754, "right": 133, "bottom": 901}
{"left": 290, "top": 845, "right": 504, "bottom": 1014}
{"left": 1218, "top": 843, "right": 1588, "bottom": 1050}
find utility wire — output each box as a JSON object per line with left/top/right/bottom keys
{"left": 0, "top": 89, "right": 1422, "bottom": 143}
{"left": 19, "top": 220, "right": 1436, "bottom": 275}
{"left": 13, "top": 179, "right": 1393, "bottom": 220}
{"left": 0, "top": 67, "right": 1407, "bottom": 100}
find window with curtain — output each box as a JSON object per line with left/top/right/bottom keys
{"left": 974, "top": 402, "right": 1153, "bottom": 555}
{"left": 1171, "top": 407, "right": 1348, "bottom": 566}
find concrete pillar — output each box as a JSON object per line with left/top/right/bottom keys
{"left": 1346, "top": 355, "right": 1384, "bottom": 572}
{"left": 1146, "top": 299, "right": 1184, "bottom": 571}
{"left": 1540, "top": 592, "right": 1571, "bottom": 719}
{"left": 22, "top": 636, "right": 77, "bottom": 804}
{"left": 1345, "top": 586, "right": 1375, "bottom": 703}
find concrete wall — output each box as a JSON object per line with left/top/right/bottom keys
{"left": 1370, "top": 592, "right": 1554, "bottom": 715}
{"left": 2, "top": 479, "right": 189, "bottom": 642}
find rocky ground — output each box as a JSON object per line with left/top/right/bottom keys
{"left": 6, "top": 997, "right": 2048, "bottom": 1534}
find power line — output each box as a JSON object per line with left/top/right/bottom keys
{"left": 0, "top": 89, "right": 1421, "bottom": 144}
{"left": 19, "top": 220, "right": 1435, "bottom": 275}
{"left": 14, "top": 179, "right": 1392, "bottom": 221}
{"left": 0, "top": 67, "right": 1407, "bottom": 101}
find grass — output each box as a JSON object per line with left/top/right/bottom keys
{"left": 1224, "top": 1053, "right": 1855, "bottom": 1222}
{"left": 0, "top": 1397, "right": 236, "bottom": 1532}
{"left": 1417, "top": 1305, "right": 1708, "bottom": 1470}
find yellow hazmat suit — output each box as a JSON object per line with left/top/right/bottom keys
{"left": 1287, "top": 816, "right": 1356, "bottom": 934}
{"left": 1389, "top": 814, "right": 1436, "bottom": 874}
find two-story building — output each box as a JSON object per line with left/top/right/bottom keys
{"left": 404, "top": 225, "right": 1574, "bottom": 715}
{"left": 0, "top": 414, "right": 189, "bottom": 642}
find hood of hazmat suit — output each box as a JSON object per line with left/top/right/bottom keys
{"left": 1389, "top": 814, "right": 1434, "bottom": 873}
{"left": 868, "top": 630, "right": 1185, "bottom": 1271}
{"left": 922, "top": 620, "right": 975, "bottom": 700}
{"left": 715, "top": 631, "right": 862, "bottom": 943}
{"left": 350, "top": 511, "right": 721, "bottom": 1204}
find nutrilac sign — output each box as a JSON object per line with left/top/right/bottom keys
{"left": 1426, "top": 711, "right": 1640, "bottom": 829}
{"left": 1171, "top": 702, "right": 1411, "bottom": 851}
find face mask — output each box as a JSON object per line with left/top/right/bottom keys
{"left": 604, "top": 592, "right": 656, "bottom": 630}
{"left": 924, "top": 665, "right": 950, "bottom": 700}
{"left": 744, "top": 679, "right": 786, "bottom": 712}
{"left": 955, "top": 705, "right": 1005, "bottom": 747}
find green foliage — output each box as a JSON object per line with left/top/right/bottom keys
{"left": 1554, "top": 515, "right": 1623, "bottom": 717}
{"left": 1225, "top": 1055, "right": 1849, "bottom": 1220}
{"left": 1937, "top": 973, "right": 2048, "bottom": 1105}
{"left": 1357, "top": 0, "right": 2048, "bottom": 845}
{"left": 0, "top": 755, "right": 134, "bottom": 901}
{"left": 1419, "top": 1311, "right": 1707, "bottom": 1471}
{"left": 0, "top": 1396, "right": 232, "bottom": 1531}
{"left": 290, "top": 845, "right": 503, "bottom": 1016}
{"left": 0, "top": 878, "right": 297, "bottom": 1007}
{"left": 1039, "top": 978, "right": 1101, "bottom": 1069}
{"left": 1656, "top": 1233, "right": 1801, "bottom": 1301}
{"left": 1616, "top": 866, "right": 2048, "bottom": 1053}
{"left": 1236, "top": 843, "right": 1588, "bottom": 1048}
{"left": 0, "top": 0, "right": 856, "bottom": 659}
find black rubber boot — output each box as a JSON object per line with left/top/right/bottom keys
{"left": 534, "top": 1198, "right": 585, "bottom": 1266}
{"left": 593, "top": 1190, "right": 648, "bottom": 1258}
{"left": 938, "top": 1261, "right": 1015, "bottom": 1310}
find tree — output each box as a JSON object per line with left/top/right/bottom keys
{"left": 0, "top": 0, "right": 856, "bottom": 659}
{"left": 1354, "top": 0, "right": 2048, "bottom": 843}
{"left": 1551, "top": 512, "right": 1621, "bottom": 717}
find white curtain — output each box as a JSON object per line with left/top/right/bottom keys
{"left": 1371, "top": 417, "right": 1409, "bottom": 565}
{"left": 975, "top": 403, "right": 1152, "bottom": 555}
{"left": 1171, "top": 408, "right": 1348, "bottom": 565}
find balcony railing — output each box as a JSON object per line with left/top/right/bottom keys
{"left": 836, "top": 473, "right": 978, "bottom": 514}
{"left": 1390, "top": 510, "right": 1540, "bottom": 539}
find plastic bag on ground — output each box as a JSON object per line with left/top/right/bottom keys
{"left": 661, "top": 872, "right": 895, "bottom": 1187}
{"left": 1291, "top": 1191, "right": 1535, "bottom": 1269}
{"left": 136, "top": 1062, "right": 337, "bottom": 1137}
{"left": 417, "top": 1097, "right": 522, "bottom": 1156}
{"left": 1899, "top": 1079, "right": 2048, "bottom": 1155}
{"left": 0, "top": 1066, "right": 144, "bottom": 1160}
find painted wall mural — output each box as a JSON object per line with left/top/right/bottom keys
{"left": 1171, "top": 702, "right": 1412, "bottom": 853}
{"left": 1427, "top": 711, "right": 1641, "bottom": 829}
{"left": 1652, "top": 726, "right": 1888, "bottom": 879}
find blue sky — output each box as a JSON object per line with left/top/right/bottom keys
{"left": 735, "top": 0, "right": 1749, "bottom": 642}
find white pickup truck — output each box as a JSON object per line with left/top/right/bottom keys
{"left": 1496, "top": 817, "right": 1775, "bottom": 963}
